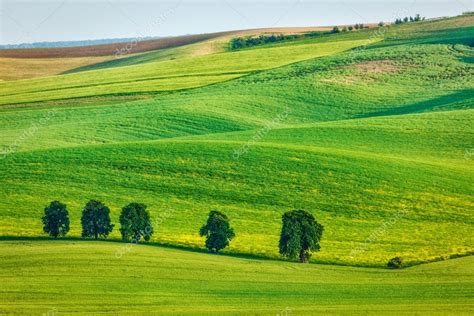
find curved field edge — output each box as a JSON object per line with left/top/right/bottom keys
{"left": 0, "top": 26, "right": 339, "bottom": 81}
{"left": 0, "top": 37, "right": 472, "bottom": 267}
{"left": 0, "top": 240, "right": 472, "bottom": 315}
{"left": 0, "top": 16, "right": 474, "bottom": 104}
{"left": 1, "top": 109, "right": 472, "bottom": 267}
{"left": 1, "top": 42, "right": 471, "bottom": 153}
{"left": 0, "top": 38, "right": 372, "bottom": 105}
{"left": 0, "top": 31, "right": 236, "bottom": 58}
{"left": 0, "top": 14, "right": 472, "bottom": 268}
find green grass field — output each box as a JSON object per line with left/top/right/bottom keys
{"left": 0, "top": 13, "right": 473, "bottom": 314}
{"left": 0, "top": 37, "right": 371, "bottom": 106}
{"left": 0, "top": 240, "right": 473, "bottom": 315}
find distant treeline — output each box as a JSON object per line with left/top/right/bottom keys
{"left": 229, "top": 33, "right": 320, "bottom": 50}
{"left": 0, "top": 37, "right": 160, "bottom": 50}
{"left": 229, "top": 24, "right": 371, "bottom": 50}
{"left": 394, "top": 14, "right": 425, "bottom": 25}
{"left": 229, "top": 30, "right": 345, "bottom": 50}
{"left": 230, "top": 13, "right": 430, "bottom": 50}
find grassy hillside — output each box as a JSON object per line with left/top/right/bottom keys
{"left": 0, "top": 27, "right": 336, "bottom": 81}
{"left": 0, "top": 240, "right": 472, "bottom": 315}
{"left": 0, "top": 15, "right": 473, "bottom": 269}
{"left": 1, "top": 42, "right": 472, "bottom": 150}
{"left": 1, "top": 110, "right": 472, "bottom": 266}
{"left": 0, "top": 31, "right": 236, "bottom": 58}
{"left": 0, "top": 37, "right": 370, "bottom": 105}
{"left": 63, "top": 27, "right": 335, "bottom": 74}
{"left": 0, "top": 32, "right": 238, "bottom": 81}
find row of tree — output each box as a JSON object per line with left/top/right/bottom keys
{"left": 42, "top": 201, "right": 324, "bottom": 263}
{"left": 229, "top": 34, "right": 303, "bottom": 49}
{"left": 230, "top": 21, "right": 382, "bottom": 50}
{"left": 42, "top": 200, "right": 153, "bottom": 242}
{"left": 331, "top": 23, "right": 366, "bottom": 34}
{"left": 229, "top": 23, "right": 369, "bottom": 50}
{"left": 394, "top": 14, "right": 425, "bottom": 24}
{"left": 230, "top": 14, "right": 427, "bottom": 50}
{"left": 229, "top": 31, "right": 341, "bottom": 50}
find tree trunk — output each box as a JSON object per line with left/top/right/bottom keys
{"left": 299, "top": 250, "right": 307, "bottom": 263}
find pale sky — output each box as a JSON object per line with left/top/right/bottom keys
{"left": 0, "top": 0, "right": 472, "bottom": 45}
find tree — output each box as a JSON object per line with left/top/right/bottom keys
{"left": 42, "top": 201, "right": 70, "bottom": 238}
{"left": 331, "top": 26, "right": 340, "bottom": 33}
{"left": 199, "top": 210, "right": 235, "bottom": 253}
{"left": 378, "top": 21, "right": 385, "bottom": 27}
{"left": 342, "top": 26, "right": 348, "bottom": 32}
{"left": 119, "top": 203, "right": 153, "bottom": 242}
{"left": 348, "top": 26, "right": 353, "bottom": 31}
{"left": 230, "top": 37, "right": 245, "bottom": 50}
{"left": 81, "top": 200, "right": 114, "bottom": 239}
{"left": 387, "top": 256, "right": 403, "bottom": 269}
{"left": 403, "top": 17, "right": 409, "bottom": 23}
{"left": 279, "top": 210, "right": 323, "bottom": 263}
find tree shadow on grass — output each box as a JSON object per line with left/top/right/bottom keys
{"left": 0, "top": 235, "right": 276, "bottom": 263}
{"left": 358, "top": 89, "right": 473, "bottom": 119}
{"left": 3, "top": 235, "right": 470, "bottom": 269}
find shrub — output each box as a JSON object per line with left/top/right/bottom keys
{"left": 332, "top": 26, "right": 340, "bottom": 33}
{"left": 119, "top": 203, "right": 153, "bottom": 242}
{"left": 229, "top": 33, "right": 304, "bottom": 50}
{"left": 387, "top": 256, "right": 403, "bottom": 269}
{"left": 199, "top": 210, "right": 235, "bottom": 253}
{"left": 81, "top": 200, "right": 114, "bottom": 239}
{"left": 42, "top": 201, "right": 70, "bottom": 238}
{"left": 279, "top": 210, "right": 324, "bottom": 263}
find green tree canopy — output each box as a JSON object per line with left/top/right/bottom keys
{"left": 42, "top": 201, "right": 70, "bottom": 238}
{"left": 279, "top": 210, "right": 324, "bottom": 263}
{"left": 199, "top": 210, "right": 235, "bottom": 253}
{"left": 387, "top": 256, "right": 403, "bottom": 269}
{"left": 81, "top": 200, "right": 114, "bottom": 239}
{"left": 119, "top": 203, "right": 153, "bottom": 242}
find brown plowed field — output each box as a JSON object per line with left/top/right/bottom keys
{"left": 0, "top": 26, "right": 345, "bottom": 59}
{"left": 0, "top": 31, "right": 236, "bottom": 58}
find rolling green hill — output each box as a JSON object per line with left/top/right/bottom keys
{"left": 0, "top": 13, "right": 473, "bottom": 270}
{"left": 0, "top": 38, "right": 370, "bottom": 106}
{"left": 1, "top": 12, "right": 473, "bottom": 316}
{"left": 0, "top": 240, "right": 473, "bottom": 315}
{"left": 1, "top": 109, "right": 472, "bottom": 266}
